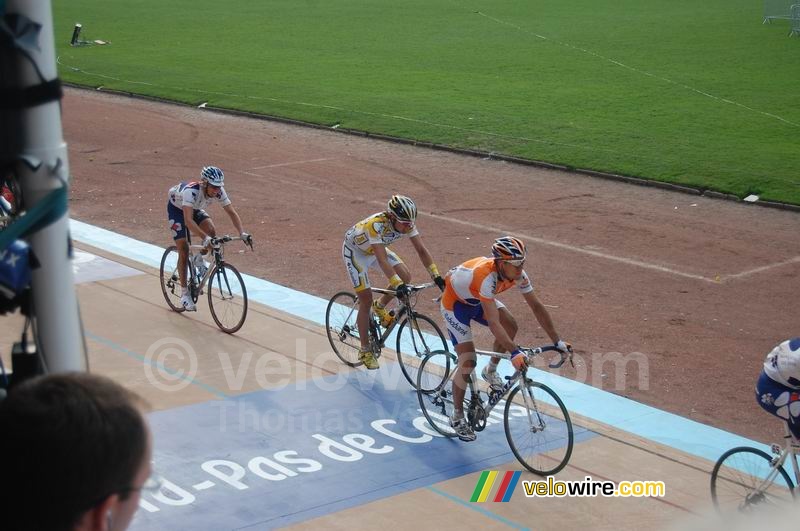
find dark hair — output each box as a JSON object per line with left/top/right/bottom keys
{"left": 0, "top": 372, "right": 149, "bottom": 531}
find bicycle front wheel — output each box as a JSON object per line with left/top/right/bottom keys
{"left": 159, "top": 246, "right": 185, "bottom": 313}
{"left": 416, "top": 350, "right": 459, "bottom": 437}
{"left": 504, "top": 381, "right": 573, "bottom": 475}
{"left": 325, "top": 291, "right": 364, "bottom": 367}
{"left": 395, "top": 313, "right": 447, "bottom": 390}
{"left": 207, "top": 263, "right": 248, "bottom": 333}
{"left": 711, "top": 446, "right": 795, "bottom": 512}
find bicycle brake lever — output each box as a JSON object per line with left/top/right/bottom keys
{"left": 548, "top": 351, "right": 568, "bottom": 369}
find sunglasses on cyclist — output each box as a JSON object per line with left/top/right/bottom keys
{"left": 395, "top": 219, "right": 414, "bottom": 228}
{"left": 500, "top": 258, "right": 525, "bottom": 268}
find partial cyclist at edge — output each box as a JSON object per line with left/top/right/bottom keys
{"left": 167, "top": 166, "right": 250, "bottom": 311}
{"left": 341, "top": 194, "right": 446, "bottom": 370}
{"left": 440, "top": 236, "right": 572, "bottom": 442}
{"left": 757, "top": 338, "right": 800, "bottom": 440}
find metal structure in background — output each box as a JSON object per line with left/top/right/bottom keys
{"left": 0, "top": 0, "right": 87, "bottom": 373}
{"left": 764, "top": 0, "right": 794, "bottom": 23}
{"left": 791, "top": 4, "right": 800, "bottom": 36}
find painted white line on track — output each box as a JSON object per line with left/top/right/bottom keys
{"left": 248, "top": 158, "right": 333, "bottom": 170}
{"left": 239, "top": 169, "right": 719, "bottom": 283}
{"left": 722, "top": 255, "right": 800, "bottom": 280}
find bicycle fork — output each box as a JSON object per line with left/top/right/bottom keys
{"left": 520, "top": 383, "right": 546, "bottom": 433}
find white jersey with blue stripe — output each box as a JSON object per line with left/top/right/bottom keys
{"left": 764, "top": 338, "right": 800, "bottom": 389}
{"left": 168, "top": 181, "right": 231, "bottom": 210}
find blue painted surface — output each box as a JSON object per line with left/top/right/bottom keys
{"left": 131, "top": 371, "right": 589, "bottom": 530}
{"left": 72, "top": 249, "right": 142, "bottom": 284}
{"left": 69, "top": 218, "right": 770, "bottom": 463}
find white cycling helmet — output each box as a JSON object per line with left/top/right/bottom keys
{"left": 201, "top": 166, "right": 225, "bottom": 187}
{"left": 387, "top": 195, "right": 417, "bottom": 222}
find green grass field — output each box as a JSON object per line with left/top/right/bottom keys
{"left": 54, "top": 0, "right": 800, "bottom": 204}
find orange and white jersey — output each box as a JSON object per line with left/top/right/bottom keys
{"left": 344, "top": 212, "right": 419, "bottom": 254}
{"left": 442, "top": 256, "right": 533, "bottom": 311}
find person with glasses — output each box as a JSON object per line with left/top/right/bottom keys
{"left": 0, "top": 372, "right": 157, "bottom": 530}
{"left": 167, "top": 166, "right": 251, "bottom": 311}
{"left": 440, "top": 236, "right": 572, "bottom": 441}
{"left": 341, "top": 194, "right": 445, "bottom": 369}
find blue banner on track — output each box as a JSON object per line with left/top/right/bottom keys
{"left": 132, "top": 371, "right": 591, "bottom": 530}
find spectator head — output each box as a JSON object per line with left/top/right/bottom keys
{"left": 0, "top": 372, "right": 152, "bottom": 531}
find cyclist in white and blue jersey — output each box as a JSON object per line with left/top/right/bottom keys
{"left": 757, "top": 338, "right": 800, "bottom": 439}
{"left": 166, "top": 166, "right": 249, "bottom": 311}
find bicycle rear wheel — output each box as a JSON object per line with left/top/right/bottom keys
{"left": 207, "top": 263, "right": 248, "bottom": 333}
{"left": 416, "top": 350, "right": 459, "bottom": 437}
{"left": 325, "top": 291, "right": 364, "bottom": 367}
{"left": 711, "top": 446, "right": 795, "bottom": 512}
{"left": 159, "top": 246, "right": 185, "bottom": 313}
{"left": 395, "top": 313, "right": 447, "bottom": 390}
{"left": 504, "top": 381, "right": 573, "bottom": 475}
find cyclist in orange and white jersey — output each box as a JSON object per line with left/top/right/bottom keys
{"left": 440, "top": 236, "right": 571, "bottom": 441}
{"left": 341, "top": 195, "right": 445, "bottom": 369}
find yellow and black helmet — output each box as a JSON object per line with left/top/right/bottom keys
{"left": 387, "top": 195, "right": 417, "bottom": 222}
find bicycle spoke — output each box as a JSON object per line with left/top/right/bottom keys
{"left": 396, "top": 313, "right": 447, "bottom": 390}
{"left": 711, "top": 447, "right": 795, "bottom": 512}
{"left": 326, "top": 292, "right": 363, "bottom": 367}
{"left": 416, "top": 351, "right": 458, "bottom": 437}
{"left": 504, "top": 381, "right": 573, "bottom": 475}
{"left": 208, "top": 263, "right": 248, "bottom": 333}
{"left": 159, "top": 246, "right": 185, "bottom": 312}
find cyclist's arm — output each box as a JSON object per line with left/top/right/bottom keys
{"left": 481, "top": 299, "right": 517, "bottom": 353}
{"left": 222, "top": 203, "right": 245, "bottom": 235}
{"left": 409, "top": 234, "right": 442, "bottom": 279}
{"left": 409, "top": 234, "right": 434, "bottom": 267}
{"left": 522, "top": 290, "right": 561, "bottom": 344}
{"left": 371, "top": 243, "right": 402, "bottom": 286}
{"left": 182, "top": 205, "right": 209, "bottom": 240}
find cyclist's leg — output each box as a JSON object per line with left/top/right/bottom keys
{"left": 342, "top": 243, "right": 374, "bottom": 352}
{"left": 441, "top": 302, "right": 479, "bottom": 417}
{"left": 453, "top": 342, "right": 477, "bottom": 417}
{"left": 488, "top": 303, "right": 518, "bottom": 369}
{"left": 755, "top": 370, "right": 800, "bottom": 439}
{"left": 376, "top": 248, "right": 407, "bottom": 308}
{"left": 195, "top": 210, "right": 214, "bottom": 255}
{"left": 168, "top": 202, "right": 190, "bottom": 289}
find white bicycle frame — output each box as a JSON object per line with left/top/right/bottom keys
{"left": 187, "top": 235, "right": 250, "bottom": 292}
{"left": 756, "top": 425, "right": 800, "bottom": 493}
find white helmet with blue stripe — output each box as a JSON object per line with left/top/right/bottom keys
{"left": 201, "top": 166, "right": 224, "bottom": 186}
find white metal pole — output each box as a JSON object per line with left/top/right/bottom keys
{"left": 1, "top": 0, "right": 87, "bottom": 371}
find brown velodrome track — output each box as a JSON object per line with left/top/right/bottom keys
{"left": 62, "top": 87, "right": 799, "bottom": 442}
{"left": 2, "top": 87, "right": 798, "bottom": 530}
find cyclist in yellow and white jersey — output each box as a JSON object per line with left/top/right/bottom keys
{"left": 342, "top": 195, "right": 445, "bottom": 369}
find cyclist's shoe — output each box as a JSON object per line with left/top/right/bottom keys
{"left": 358, "top": 349, "right": 380, "bottom": 370}
{"left": 481, "top": 366, "right": 504, "bottom": 390}
{"left": 450, "top": 415, "right": 476, "bottom": 442}
{"left": 372, "top": 302, "right": 395, "bottom": 328}
{"left": 180, "top": 294, "right": 197, "bottom": 312}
